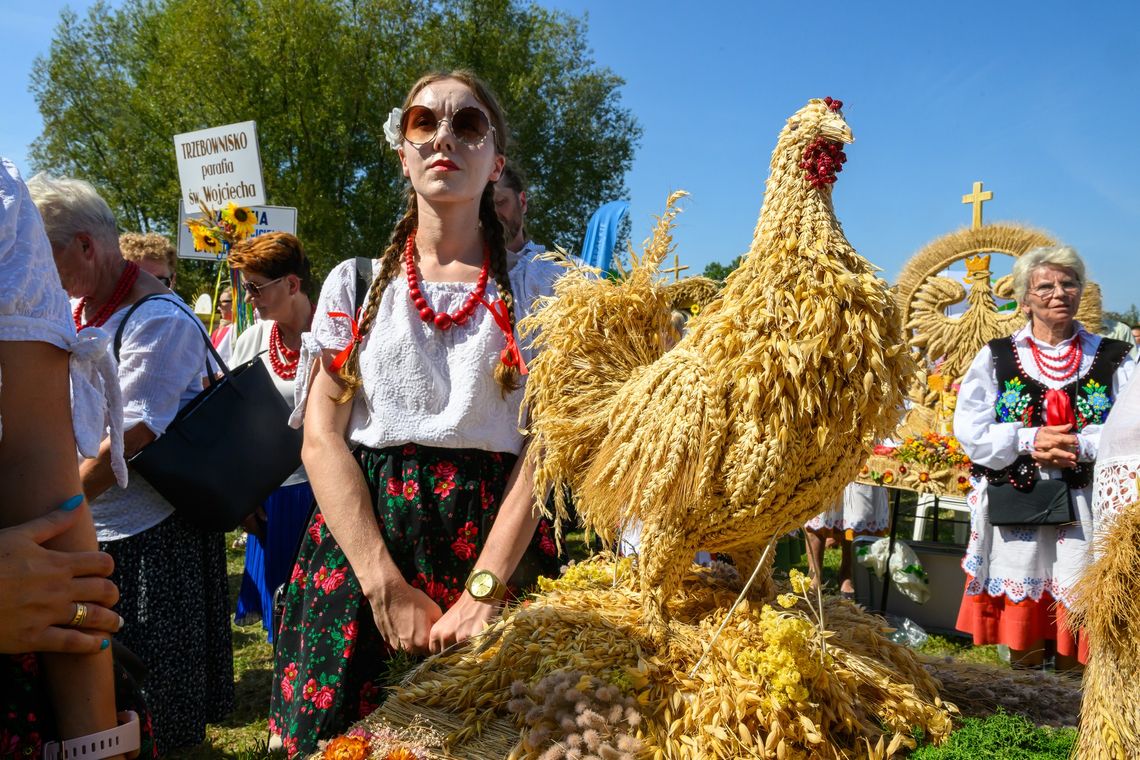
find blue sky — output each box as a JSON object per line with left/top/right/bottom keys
{"left": 4, "top": 1, "right": 1138, "bottom": 311}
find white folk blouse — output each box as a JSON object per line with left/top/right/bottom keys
{"left": 292, "top": 252, "right": 562, "bottom": 455}
{"left": 954, "top": 322, "right": 1135, "bottom": 608}
{"left": 90, "top": 298, "right": 215, "bottom": 541}
{"left": 0, "top": 157, "right": 125, "bottom": 486}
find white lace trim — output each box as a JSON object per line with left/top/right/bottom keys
{"left": 1093, "top": 456, "right": 1140, "bottom": 521}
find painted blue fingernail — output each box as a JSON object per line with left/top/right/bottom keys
{"left": 60, "top": 495, "right": 84, "bottom": 512}
{"left": 100, "top": 638, "right": 110, "bottom": 650}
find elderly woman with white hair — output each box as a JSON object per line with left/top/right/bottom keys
{"left": 954, "top": 246, "right": 1134, "bottom": 670}
{"left": 27, "top": 174, "right": 234, "bottom": 751}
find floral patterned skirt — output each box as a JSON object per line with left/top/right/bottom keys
{"left": 268, "top": 443, "right": 562, "bottom": 758}
{"left": 0, "top": 651, "right": 157, "bottom": 759}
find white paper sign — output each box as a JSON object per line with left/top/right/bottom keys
{"left": 173, "top": 120, "right": 266, "bottom": 209}
{"left": 177, "top": 202, "right": 298, "bottom": 261}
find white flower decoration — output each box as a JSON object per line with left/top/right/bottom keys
{"left": 383, "top": 107, "right": 403, "bottom": 150}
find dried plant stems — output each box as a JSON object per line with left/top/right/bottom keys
{"left": 362, "top": 558, "right": 954, "bottom": 759}
{"left": 1070, "top": 500, "right": 1140, "bottom": 759}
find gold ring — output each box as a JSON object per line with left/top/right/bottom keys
{"left": 69, "top": 602, "right": 88, "bottom": 627}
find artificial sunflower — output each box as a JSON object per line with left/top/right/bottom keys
{"left": 189, "top": 223, "right": 223, "bottom": 254}
{"left": 221, "top": 202, "right": 257, "bottom": 239}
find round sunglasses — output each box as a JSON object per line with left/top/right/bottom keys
{"left": 400, "top": 105, "right": 495, "bottom": 148}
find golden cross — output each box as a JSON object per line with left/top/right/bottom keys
{"left": 661, "top": 253, "right": 689, "bottom": 282}
{"left": 961, "top": 181, "right": 994, "bottom": 230}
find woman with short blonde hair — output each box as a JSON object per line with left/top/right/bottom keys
{"left": 954, "top": 246, "right": 1134, "bottom": 670}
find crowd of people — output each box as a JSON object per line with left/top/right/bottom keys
{"left": 2, "top": 66, "right": 1139, "bottom": 760}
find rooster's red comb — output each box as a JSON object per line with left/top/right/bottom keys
{"left": 823, "top": 97, "right": 843, "bottom": 112}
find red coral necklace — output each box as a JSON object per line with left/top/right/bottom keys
{"left": 73, "top": 261, "right": 140, "bottom": 331}
{"left": 268, "top": 321, "right": 301, "bottom": 380}
{"left": 268, "top": 304, "right": 315, "bottom": 380}
{"left": 1029, "top": 336, "right": 1082, "bottom": 382}
{"left": 404, "top": 230, "right": 489, "bottom": 330}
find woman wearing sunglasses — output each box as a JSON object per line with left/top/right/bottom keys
{"left": 226, "top": 232, "right": 316, "bottom": 643}
{"left": 268, "top": 71, "right": 562, "bottom": 755}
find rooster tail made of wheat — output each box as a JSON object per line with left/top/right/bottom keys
{"left": 520, "top": 191, "right": 693, "bottom": 541}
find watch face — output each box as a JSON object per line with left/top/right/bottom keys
{"left": 470, "top": 572, "right": 494, "bottom": 597}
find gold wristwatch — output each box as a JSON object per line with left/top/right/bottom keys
{"left": 465, "top": 568, "right": 507, "bottom": 602}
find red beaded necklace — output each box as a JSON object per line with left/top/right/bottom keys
{"left": 268, "top": 321, "right": 301, "bottom": 380}
{"left": 73, "top": 261, "right": 140, "bottom": 331}
{"left": 404, "top": 230, "right": 489, "bottom": 330}
{"left": 1029, "top": 335, "right": 1083, "bottom": 382}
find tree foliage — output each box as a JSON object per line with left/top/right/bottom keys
{"left": 1104, "top": 304, "right": 1139, "bottom": 327}
{"left": 702, "top": 255, "right": 742, "bottom": 282}
{"left": 30, "top": 0, "right": 640, "bottom": 288}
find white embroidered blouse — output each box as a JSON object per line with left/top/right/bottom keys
{"left": 292, "top": 252, "right": 562, "bottom": 455}
{"left": 90, "top": 298, "right": 215, "bottom": 541}
{"left": 0, "top": 157, "right": 125, "bottom": 484}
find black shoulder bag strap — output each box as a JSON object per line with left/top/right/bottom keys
{"left": 113, "top": 294, "right": 229, "bottom": 380}
{"left": 354, "top": 256, "right": 372, "bottom": 314}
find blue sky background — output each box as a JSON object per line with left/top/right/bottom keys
{"left": 4, "top": 1, "right": 1138, "bottom": 311}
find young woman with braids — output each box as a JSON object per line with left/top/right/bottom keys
{"left": 268, "top": 71, "right": 563, "bottom": 754}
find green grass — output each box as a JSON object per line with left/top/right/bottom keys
{"left": 911, "top": 710, "right": 1076, "bottom": 759}
{"left": 168, "top": 536, "right": 1014, "bottom": 757}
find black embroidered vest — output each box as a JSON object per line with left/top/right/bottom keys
{"left": 971, "top": 334, "right": 1131, "bottom": 490}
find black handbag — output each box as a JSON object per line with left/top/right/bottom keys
{"left": 114, "top": 295, "right": 303, "bottom": 532}
{"left": 987, "top": 478, "right": 1075, "bottom": 526}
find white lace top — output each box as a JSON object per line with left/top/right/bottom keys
{"left": 1093, "top": 368, "right": 1140, "bottom": 522}
{"left": 0, "top": 157, "right": 125, "bottom": 485}
{"left": 292, "top": 252, "right": 562, "bottom": 454}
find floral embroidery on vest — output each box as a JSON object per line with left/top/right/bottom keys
{"left": 995, "top": 377, "right": 1032, "bottom": 423}
{"left": 1075, "top": 378, "right": 1112, "bottom": 428}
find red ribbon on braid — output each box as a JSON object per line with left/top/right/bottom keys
{"left": 477, "top": 296, "right": 528, "bottom": 375}
{"left": 326, "top": 309, "right": 362, "bottom": 373}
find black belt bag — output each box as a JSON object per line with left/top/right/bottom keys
{"left": 986, "top": 478, "right": 1075, "bottom": 526}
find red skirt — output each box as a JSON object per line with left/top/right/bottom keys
{"left": 956, "top": 578, "right": 1087, "bottom": 663}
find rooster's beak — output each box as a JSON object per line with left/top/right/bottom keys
{"left": 823, "top": 124, "right": 854, "bottom": 144}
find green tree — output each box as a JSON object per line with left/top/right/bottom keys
{"left": 1104, "top": 304, "right": 1139, "bottom": 326}
{"left": 30, "top": 0, "right": 640, "bottom": 292}
{"left": 703, "top": 255, "right": 742, "bottom": 282}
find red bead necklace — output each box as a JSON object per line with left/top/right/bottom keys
{"left": 73, "top": 261, "right": 140, "bottom": 331}
{"left": 1029, "top": 335, "right": 1083, "bottom": 382}
{"left": 404, "top": 231, "right": 489, "bottom": 330}
{"left": 268, "top": 321, "right": 301, "bottom": 380}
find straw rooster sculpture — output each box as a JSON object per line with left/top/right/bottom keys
{"left": 522, "top": 98, "right": 913, "bottom": 641}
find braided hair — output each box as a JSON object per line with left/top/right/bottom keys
{"left": 334, "top": 70, "right": 519, "bottom": 402}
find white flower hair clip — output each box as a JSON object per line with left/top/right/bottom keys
{"left": 383, "top": 107, "right": 403, "bottom": 150}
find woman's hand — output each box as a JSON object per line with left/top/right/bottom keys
{"left": 428, "top": 592, "right": 500, "bottom": 654}
{"left": 0, "top": 507, "right": 122, "bottom": 654}
{"left": 367, "top": 578, "right": 443, "bottom": 655}
{"left": 1032, "top": 423, "right": 1080, "bottom": 469}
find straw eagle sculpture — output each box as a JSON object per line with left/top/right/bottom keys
{"left": 521, "top": 97, "right": 914, "bottom": 641}
{"left": 906, "top": 253, "right": 1025, "bottom": 385}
